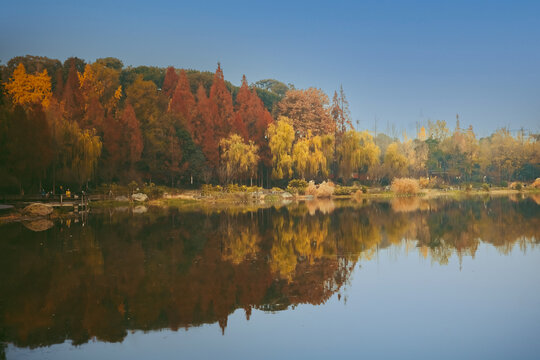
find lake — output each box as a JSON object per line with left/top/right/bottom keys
{"left": 1, "top": 195, "right": 539, "bottom": 359}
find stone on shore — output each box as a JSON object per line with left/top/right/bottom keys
{"left": 131, "top": 193, "right": 148, "bottom": 202}
{"left": 22, "top": 203, "right": 53, "bottom": 216}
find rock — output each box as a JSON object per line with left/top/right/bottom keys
{"left": 115, "top": 195, "right": 129, "bottom": 202}
{"left": 23, "top": 219, "right": 54, "bottom": 232}
{"left": 131, "top": 193, "right": 148, "bottom": 202}
{"left": 22, "top": 203, "right": 53, "bottom": 216}
{"left": 281, "top": 192, "right": 293, "bottom": 199}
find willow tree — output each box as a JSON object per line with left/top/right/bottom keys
{"left": 292, "top": 132, "right": 328, "bottom": 180}
{"left": 384, "top": 142, "right": 408, "bottom": 177}
{"left": 337, "top": 130, "right": 380, "bottom": 182}
{"left": 219, "top": 134, "right": 259, "bottom": 185}
{"left": 267, "top": 116, "right": 295, "bottom": 181}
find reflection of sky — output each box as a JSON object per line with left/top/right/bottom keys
{"left": 10, "top": 242, "right": 540, "bottom": 360}
{"left": 1, "top": 1, "right": 540, "bottom": 136}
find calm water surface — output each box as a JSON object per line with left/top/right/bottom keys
{"left": 1, "top": 196, "right": 539, "bottom": 359}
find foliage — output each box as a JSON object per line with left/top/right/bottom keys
{"left": 286, "top": 179, "right": 308, "bottom": 195}
{"left": 5, "top": 63, "right": 52, "bottom": 108}
{"left": 219, "top": 134, "right": 259, "bottom": 184}
{"left": 391, "top": 178, "right": 420, "bottom": 195}
{"left": 337, "top": 130, "right": 380, "bottom": 181}
{"left": 267, "top": 116, "right": 295, "bottom": 180}
{"left": 333, "top": 185, "right": 356, "bottom": 195}
{"left": 277, "top": 88, "right": 334, "bottom": 137}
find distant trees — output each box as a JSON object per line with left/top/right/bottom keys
{"left": 0, "top": 54, "right": 538, "bottom": 193}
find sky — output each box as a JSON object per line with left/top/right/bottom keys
{"left": 1, "top": 0, "right": 539, "bottom": 137}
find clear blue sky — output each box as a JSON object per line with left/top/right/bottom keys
{"left": 1, "top": 0, "right": 539, "bottom": 137}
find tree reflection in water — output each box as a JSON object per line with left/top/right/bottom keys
{"left": 0, "top": 196, "right": 538, "bottom": 349}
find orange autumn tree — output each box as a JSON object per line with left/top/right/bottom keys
{"left": 194, "top": 83, "right": 219, "bottom": 167}
{"left": 5, "top": 63, "right": 52, "bottom": 108}
{"left": 209, "top": 63, "right": 234, "bottom": 141}
{"left": 119, "top": 103, "right": 143, "bottom": 172}
{"left": 233, "top": 75, "right": 273, "bottom": 167}
{"left": 169, "top": 70, "right": 196, "bottom": 129}
{"left": 277, "top": 87, "right": 335, "bottom": 137}
{"left": 162, "top": 66, "right": 179, "bottom": 98}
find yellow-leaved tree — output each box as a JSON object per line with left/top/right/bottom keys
{"left": 384, "top": 142, "right": 409, "bottom": 177}
{"left": 5, "top": 63, "right": 52, "bottom": 108}
{"left": 219, "top": 134, "right": 259, "bottom": 184}
{"left": 292, "top": 132, "right": 328, "bottom": 180}
{"left": 267, "top": 116, "right": 295, "bottom": 180}
{"left": 337, "top": 130, "right": 380, "bottom": 182}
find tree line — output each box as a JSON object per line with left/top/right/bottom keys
{"left": 0, "top": 55, "right": 538, "bottom": 193}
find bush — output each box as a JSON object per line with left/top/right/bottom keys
{"left": 361, "top": 186, "right": 368, "bottom": 194}
{"left": 391, "top": 178, "right": 420, "bottom": 195}
{"left": 315, "top": 181, "right": 335, "bottom": 198}
{"left": 465, "top": 184, "right": 473, "bottom": 192}
{"left": 305, "top": 181, "right": 317, "bottom": 196}
{"left": 482, "top": 183, "right": 490, "bottom": 192}
{"left": 419, "top": 177, "right": 429, "bottom": 188}
{"left": 286, "top": 179, "right": 308, "bottom": 195}
{"left": 334, "top": 185, "right": 355, "bottom": 196}
{"left": 533, "top": 178, "right": 540, "bottom": 189}
{"left": 510, "top": 182, "right": 523, "bottom": 191}
{"left": 141, "top": 183, "right": 166, "bottom": 199}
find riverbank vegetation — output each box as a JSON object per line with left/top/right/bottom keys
{"left": 0, "top": 55, "right": 538, "bottom": 195}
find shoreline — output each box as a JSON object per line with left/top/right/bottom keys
{"left": 1, "top": 188, "right": 538, "bottom": 225}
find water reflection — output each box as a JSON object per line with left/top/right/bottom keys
{"left": 0, "top": 196, "right": 538, "bottom": 351}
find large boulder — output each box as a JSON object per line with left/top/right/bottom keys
{"left": 22, "top": 203, "right": 53, "bottom": 216}
{"left": 131, "top": 193, "right": 148, "bottom": 202}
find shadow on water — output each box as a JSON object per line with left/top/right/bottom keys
{"left": 0, "top": 196, "right": 538, "bottom": 349}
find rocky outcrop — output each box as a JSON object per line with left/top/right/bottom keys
{"left": 22, "top": 203, "right": 53, "bottom": 217}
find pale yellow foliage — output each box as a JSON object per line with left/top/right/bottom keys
{"left": 391, "top": 178, "right": 420, "bottom": 194}
{"left": 267, "top": 116, "right": 295, "bottom": 180}
{"left": 337, "top": 130, "right": 380, "bottom": 180}
{"left": 219, "top": 134, "right": 259, "bottom": 182}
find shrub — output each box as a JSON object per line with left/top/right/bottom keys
{"left": 141, "top": 183, "right": 166, "bottom": 199}
{"left": 465, "top": 184, "right": 473, "bottom": 192}
{"left": 286, "top": 179, "right": 308, "bottom": 195}
{"left": 201, "top": 184, "right": 223, "bottom": 195}
{"left": 361, "top": 186, "right": 368, "bottom": 194}
{"left": 482, "top": 183, "right": 490, "bottom": 192}
{"left": 533, "top": 178, "right": 540, "bottom": 189}
{"left": 305, "top": 181, "right": 317, "bottom": 196}
{"left": 334, "top": 185, "right": 355, "bottom": 196}
{"left": 315, "top": 181, "right": 335, "bottom": 198}
{"left": 510, "top": 182, "right": 523, "bottom": 191}
{"left": 419, "top": 177, "right": 429, "bottom": 188}
{"left": 391, "top": 178, "right": 420, "bottom": 195}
